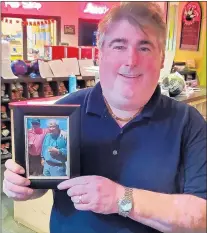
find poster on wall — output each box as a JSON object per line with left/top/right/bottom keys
{"left": 64, "top": 25, "right": 75, "bottom": 35}
{"left": 180, "top": 2, "right": 202, "bottom": 51}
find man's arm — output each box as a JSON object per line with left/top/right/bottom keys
{"left": 126, "top": 190, "right": 206, "bottom": 232}
{"left": 126, "top": 106, "right": 207, "bottom": 232}
{"left": 41, "top": 134, "right": 48, "bottom": 160}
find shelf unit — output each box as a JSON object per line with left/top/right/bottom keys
{"left": 1, "top": 75, "right": 95, "bottom": 164}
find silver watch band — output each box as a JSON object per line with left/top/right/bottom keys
{"left": 118, "top": 187, "right": 133, "bottom": 217}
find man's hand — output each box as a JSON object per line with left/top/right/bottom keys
{"left": 48, "top": 147, "right": 60, "bottom": 157}
{"left": 3, "top": 159, "right": 34, "bottom": 201}
{"left": 57, "top": 176, "right": 124, "bottom": 214}
{"left": 41, "top": 159, "right": 45, "bottom": 166}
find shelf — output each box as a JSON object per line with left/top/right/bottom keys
{"left": 1, "top": 118, "right": 11, "bottom": 122}
{"left": 1, "top": 75, "right": 94, "bottom": 83}
{"left": 10, "top": 98, "right": 27, "bottom": 103}
{"left": 1, "top": 136, "right": 11, "bottom": 142}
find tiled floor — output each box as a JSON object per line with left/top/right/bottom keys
{"left": 1, "top": 164, "right": 36, "bottom": 233}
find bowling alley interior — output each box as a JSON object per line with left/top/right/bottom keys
{"left": 1, "top": 1, "right": 206, "bottom": 233}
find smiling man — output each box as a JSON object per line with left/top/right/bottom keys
{"left": 3, "top": 2, "right": 206, "bottom": 233}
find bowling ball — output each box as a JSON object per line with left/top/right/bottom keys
{"left": 168, "top": 73, "right": 185, "bottom": 97}
{"left": 29, "top": 72, "right": 37, "bottom": 79}
{"left": 11, "top": 60, "right": 28, "bottom": 76}
{"left": 30, "top": 59, "right": 40, "bottom": 74}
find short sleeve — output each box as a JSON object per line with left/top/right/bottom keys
{"left": 183, "top": 106, "right": 207, "bottom": 200}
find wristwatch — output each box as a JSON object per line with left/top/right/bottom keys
{"left": 118, "top": 187, "right": 133, "bottom": 217}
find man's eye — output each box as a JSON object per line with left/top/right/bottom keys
{"left": 113, "top": 46, "right": 126, "bottom": 50}
{"left": 139, "top": 47, "right": 150, "bottom": 52}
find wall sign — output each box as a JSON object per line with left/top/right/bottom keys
{"left": 180, "top": 2, "right": 202, "bottom": 51}
{"left": 64, "top": 25, "right": 75, "bottom": 35}
{"left": 4, "top": 2, "right": 42, "bottom": 10}
{"left": 83, "top": 2, "right": 109, "bottom": 15}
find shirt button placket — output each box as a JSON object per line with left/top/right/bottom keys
{"left": 112, "top": 150, "right": 118, "bottom": 155}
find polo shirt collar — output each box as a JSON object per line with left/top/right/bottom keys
{"left": 86, "top": 82, "right": 161, "bottom": 119}
{"left": 86, "top": 82, "right": 106, "bottom": 117}
{"left": 140, "top": 85, "right": 161, "bottom": 119}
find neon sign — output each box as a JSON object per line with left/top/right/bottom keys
{"left": 4, "top": 2, "right": 42, "bottom": 10}
{"left": 83, "top": 3, "right": 109, "bottom": 15}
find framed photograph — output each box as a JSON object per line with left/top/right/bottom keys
{"left": 64, "top": 25, "right": 75, "bottom": 35}
{"left": 9, "top": 104, "right": 81, "bottom": 189}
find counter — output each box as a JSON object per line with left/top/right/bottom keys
{"left": 173, "top": 87, "right": 206, "bottom": 104}
{"left": 174, "top": 87, "right": 206, "bottom": 119}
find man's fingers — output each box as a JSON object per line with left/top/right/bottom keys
{"left": 67, "top": 185, "right": 88, "bottom": 197}
{"left": 3, "top": 185, "right": 30, "bottom": 201}
{"left": 73, "top": 203, "right": 91, "bottom": 211}
{"left": 71, "top": 194, "right": 90, "bottom": 204}
{"left": 4, "top": 169, "right": 30, "bottom": 186}
{"left": 5, "top": 159, "right": 25, "bottom": 174}
{"left": 57, "top": 176, "right": 94, "bottom": 190}
{"left": 3, "top": 179, "right": 33, "bottom": 195}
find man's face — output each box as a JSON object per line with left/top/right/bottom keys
{"left": 99, "top": 19, "right": 164, "bottom": 110}
{"left": 48, "top": 124, "right": 58, "bottom": 134}
{"left": 32, "top": 123, "right": 40, "bottom": 130}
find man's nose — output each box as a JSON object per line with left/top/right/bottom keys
{"left": 126, "top": 48, "right": 139, "bottom": 68}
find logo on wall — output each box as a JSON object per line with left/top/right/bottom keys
{"left": 4, "top": 2, "right": 42, "bottom": 10}
{"left": 183, "top": 2, "right": 201, "bottom": 25}
{"left": 83, "top": 2, "right": 109, "bottom": 15}
{"left": 180, "top": 2, "right": 202, "bottom": 51}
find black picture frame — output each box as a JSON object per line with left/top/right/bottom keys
{"left": 9, "top": 104, "right": 81, "bottom": 189}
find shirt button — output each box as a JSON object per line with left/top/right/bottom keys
{"left": 113, "top": 150, "right": 118, "bottom": 155}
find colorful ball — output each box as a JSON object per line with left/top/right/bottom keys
{"left": 30, "top": 60, "right": 40, "bottom": 74}
{"left": 11, "top": 60, "right": 28, "bottom": 76}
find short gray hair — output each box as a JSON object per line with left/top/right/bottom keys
{"left": 96, "top": 2, "right": 167, "bottom": 53}
{"left": 47, "top": 119, "right": 59, "bottom": 127}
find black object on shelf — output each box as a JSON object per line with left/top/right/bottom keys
{"left": 1, "top": 99, "right": 10, "bottom": 104}
{"left": 1, "top": 136, "right": 12, "bottom": 142}
{"left": 1, "top": 154, "right": 12, "bottom": 164}
{"left": 1, "top": 118, "right": 11, "bottom": 122}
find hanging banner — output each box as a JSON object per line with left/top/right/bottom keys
{"left": 2, "top": 18, "right": 54, "bottom": 26}
{"left": 4, "top": 2, "right": 42, "bottom": 10}
{"left": 180, "top": 2, "right": 202, "bottom": 51}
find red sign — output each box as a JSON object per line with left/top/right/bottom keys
{"left": 180, "top": 2, "right": 202, "bottom": 51}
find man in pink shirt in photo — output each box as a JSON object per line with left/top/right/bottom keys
{"left": 28, "top": 119, "right": 48, "bottom": 176}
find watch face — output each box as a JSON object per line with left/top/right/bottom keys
{"left": 120, "top": 199, "right": 132, "bottom": 212}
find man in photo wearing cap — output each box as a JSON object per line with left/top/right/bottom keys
{"left": 41, "top": 119, "right": 67, "bottom": 177}
{"left": 28, "top": 119, "right": 47, "bottom": 176}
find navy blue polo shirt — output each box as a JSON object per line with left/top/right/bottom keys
{"left": 50, "top": 82, "right": 206, "bottom": 233}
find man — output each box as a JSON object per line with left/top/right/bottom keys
{"left": 3, "top": 2, "right": 206, "bottom": 233}
{"left": 28, "top": 119, "right": 47, "bottom": 176}
{"left": 41, "top": 120, "right": 67, "bottom": 176}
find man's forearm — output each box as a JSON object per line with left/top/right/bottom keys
{"left": 128, "top": 189, "right": 206, "bottom": 232}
